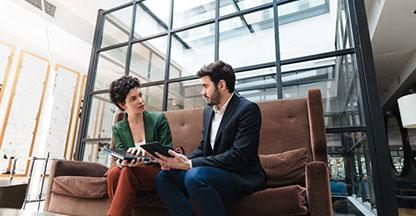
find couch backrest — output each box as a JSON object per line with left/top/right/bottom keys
{"left": 256, "top": 98, "right": 312, "bottom": 160}
{"left": 164, "top": 109, "right": 203, "bottom": 155}
{"left": 165, "top": 89, "right": 327, "bottom": 163}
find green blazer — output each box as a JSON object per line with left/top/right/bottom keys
{"left": 112, "top": 111, "right": 173, "bottom": 150}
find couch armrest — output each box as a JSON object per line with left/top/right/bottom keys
{"left": 44, "top": 160, "right": 108, "bottom": 212}
{"left": 49, "top": 160, "right": 108, "bottom": 178}
{"left": 306, "top": 161, "right": 333, "bottom": 216}
{"left": 307, "top": 89, "right": 327, "bottom": 163}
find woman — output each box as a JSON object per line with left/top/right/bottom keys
{"left": 107, "top": 76, "right": 172, "bottom": 216}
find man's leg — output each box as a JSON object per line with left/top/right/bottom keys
{"left": 184, "top": 166, "right": 243, "bottom": 216}
{"left": 156, "top": 170, "right": 193, "bottom": 216}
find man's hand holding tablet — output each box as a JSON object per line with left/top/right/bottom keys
{"left": 139, "top": 141, "right": 174, "bottom": 158}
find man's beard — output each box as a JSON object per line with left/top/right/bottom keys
{"left": 203, "top": 87, "right": 221, "bottom": 106}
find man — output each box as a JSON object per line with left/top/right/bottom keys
{"left": 155, "top": 60, "right": 266, "bottom": 216}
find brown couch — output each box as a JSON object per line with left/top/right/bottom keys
{"left": 44, "top": 89, "right": 332, "bottom": 216}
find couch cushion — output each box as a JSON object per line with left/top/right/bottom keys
{"left": 52, "top": 176, "right": 107, "bottom": 199}
{"left": 260, "top": 148, "right": 307, "bottom": 187}
{"left": 48, "top": 193, "right": 108, "bottom": 216}
{"left": 227, "top": 185, "right": 308, "bottom": 216}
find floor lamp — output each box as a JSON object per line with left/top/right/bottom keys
{"left": 398, "top": 93, "right": 416, "bottom": 129}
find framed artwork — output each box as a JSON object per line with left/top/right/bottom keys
{"left": 0, "top": 50, "right": 50, "bottom": 176}
{"left": 0, "top": 41, "right": 15, "bottom": 104}
{"left": 43, "top": 64, "right": 80, "bottom": 161}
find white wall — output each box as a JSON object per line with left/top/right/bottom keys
{"left": 0, "top": 0, "right": 94, "bottom": 211}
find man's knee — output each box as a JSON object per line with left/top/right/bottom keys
{"left": 184, "top": 167, "right": 211, "bottom": 190}
{"left": 156, "top": 170, "right": 172, "bottom": 189}
{"left": 156, "top": 171, "right": 167, "bottom": 183}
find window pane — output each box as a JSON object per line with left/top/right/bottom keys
{"left": 95, "top": 46, "right": 127, "bottom": 91}
{"left": 173, "top": 0, "right": 215, "bottom": 29}
{"left": 86, "top": 93, "right": 117, "bottom": 139}
{"left": 83, "top": 141, "right": 111, "bottom": 166}
{"left": 130, "top": 37, "right": 168, "bottom": 83}
{"left": 102, "top": 6, "right": 133, "bottom": 48}
{"left": 409, "top": 128, "right": 416, "bottom": 161}
{"left": 327, "top": 133, "right": 377, "bottom": 213}
{"left": 167, "top": 80, "right": 205, "bottom": 111}
{"left": 386, "top": 114, "right": 405, "bottom": 174}
{"left": 141, "top": 85, "right": 164, "bottom": 111}
{"left": 220, "top": 8, "right": 275, "bottom": 68}
{"left": 278, "top": 0, "right": 352, "bottom": 60}
{"left": 170, "top": 24, "right": 215, "bottom": 78}
{"left": 98, "top": 0, "right": 132, "bottom": 10}
{"left": 220, "top": 0, "right": 273, "bottom": 16}
{"left": 236, "top": 67, "right": 277, "bottom": 102}
{"left": 282, "top": 54, "right": 363, "bottom": 128}
{"left": 134, "top": 2, "right": 169, "bottom": 38}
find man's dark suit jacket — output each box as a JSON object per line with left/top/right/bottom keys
{"left": 188, "top": 94, "right": 266, "bottom": 195}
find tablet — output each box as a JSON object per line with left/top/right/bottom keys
{"left": 102, "top": 148, "right": 152, "bottom": 163}
{"left": 140, "top": 141, "right": 174, "bottom": 158}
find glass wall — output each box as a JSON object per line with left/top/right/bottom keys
{"left": 76, "top": 0, "right": 397, "bottom": 214}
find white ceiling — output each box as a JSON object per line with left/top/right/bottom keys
{"left": 368, "top": 0, "right": 416, "bottom": 107}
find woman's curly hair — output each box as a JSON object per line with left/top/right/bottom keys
{"left": 109, "top": 76, "right": 141, "bottom": 110}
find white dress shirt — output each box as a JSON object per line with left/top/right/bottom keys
{"left": 189, "top": 93, "right": 234, "bottom": 168}
{"left": 210, "top": 93, "right": 234, "bottom": 149}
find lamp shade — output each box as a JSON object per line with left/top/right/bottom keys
{"left": 398, "top": 93, "right": 416, "bottom": 128}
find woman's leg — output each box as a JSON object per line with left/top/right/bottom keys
{"left": 106, "top": 166, "right": 122, "bottom": 204}
{"left": 107, "top": 165, "right": 160, "bottom": 216}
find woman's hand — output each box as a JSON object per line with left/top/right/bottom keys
{"left": 120, "top": 158, "right": 147, "bottom": 167}
{"left": 119, "top": 147, "right": 147, "bottom": 167}
{"left": 127, "top": 147, "right": 146, "bottom": 156}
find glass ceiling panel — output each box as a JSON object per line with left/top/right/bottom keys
{"left": 219, "top": 8, "right": 275, "bottom": 68}
{"left": 220, "top": 0, "right": 273, "bottom": 16}
{"left": 173, "top": 0, "right": 215, "bottom": 28}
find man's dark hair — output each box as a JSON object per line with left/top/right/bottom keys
{"left": 197, "top": 60, "right": 235, "bottom": 93}
{"left": 109, "top": 76, "right": 141, "bottom": 110}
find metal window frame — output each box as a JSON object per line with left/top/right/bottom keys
{"left": 74, "top": 0, "right": 398, "bottom": 214}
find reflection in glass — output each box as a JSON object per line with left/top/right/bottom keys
{"left": 335, "top": 0, "right": 353, "bottom": 50}
{"left": 173, "top": 0, "right": 215, "bottom": 28}
{"left": 83, "top": 141, "right": 110, "bottom": 166}
{"left": 327, "top": 132, "right": 375, "bottom": 207}
{"left": 278, "top": 0, "right": 351, "bottom": 60}
{"left": 95, "top": 46, "right": 127, "bottom": 91}
{"left": 282, "top": 54, "right": 362, "bottom": 128}
{"left": 130, "top": 37, "right": 168, "bottom": 83}
{"left": 219, "top": 8, "right": 275, "bottom": 68}
{"left": 408, "top": 128, "right": 416, "bottom": 161}
{"left": 102, "top": 6, "right": 132, "bottom": 48}
{"left": 134, "top": 3, "right": 168, "bottom": 38}
{"left": 167, "top": 80, "right": 205, "bottom": 111}
{"left": 141, "top": 85, "right": 164, "bottom": 111}
{"left": 86, "top": 94, "right": 117, "bottom": 139}
{"left": 386, "top": 113, "right": 404, "bottom": 174}
{"left": 170, "top": 24, "right": 214, "bottom": 78}
{"left": 236, "top": 67, "right": 277, "bottom": 102}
